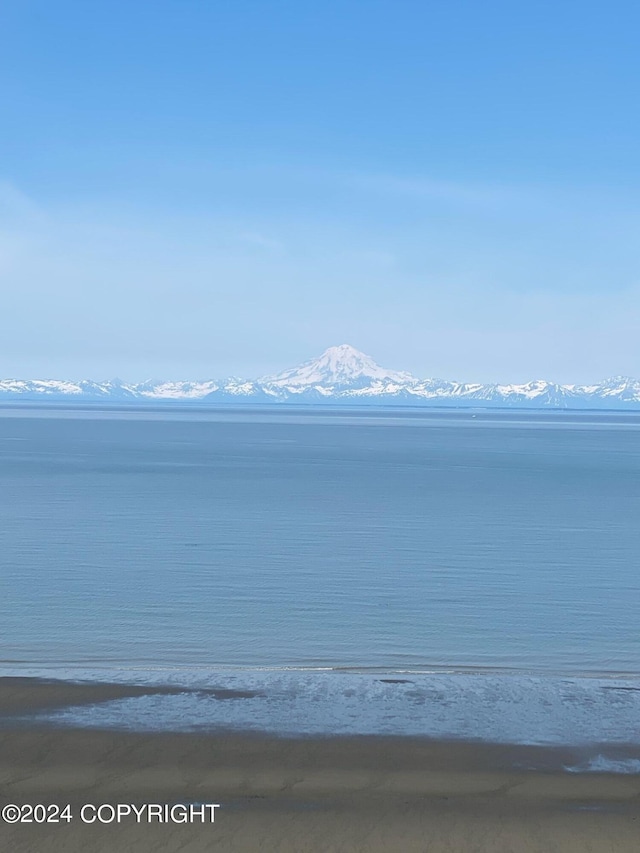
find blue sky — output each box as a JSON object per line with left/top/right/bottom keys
{"left": 1, "top": 0, "right": 639, "bottom": 381}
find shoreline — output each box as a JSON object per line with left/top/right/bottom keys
{"left": 3, "top": 673, "right": 640, "bottom": 756}
{"left": 2, "top": 678, "right": 640, "bottom": 851}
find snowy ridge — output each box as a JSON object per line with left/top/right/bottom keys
{"left": 2, "top": 345, "right": 640, "bottom": 407}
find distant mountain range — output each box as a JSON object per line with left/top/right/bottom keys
{"left": 2, "top": 344, "right": 640, "bottom": 408}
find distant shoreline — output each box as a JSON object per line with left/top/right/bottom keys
{"left": 2, "top": 400, "right": 640, "bottom": 412}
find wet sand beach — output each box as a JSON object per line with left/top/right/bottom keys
{"left": 1, "top": 678, "right": 640, "bottom": 851}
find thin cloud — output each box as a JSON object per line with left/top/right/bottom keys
{"left": 349, "top": 173, "right": 522, "bottom": 209}
{"left": 0, "top": 180, "right": 46, "bottom": 223}
{"left": 239, "top": 231, "right": 285, "bottom": 253}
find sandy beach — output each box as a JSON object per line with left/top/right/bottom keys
{"left": 1, "top": 678, "right": 639, "bottom": 851}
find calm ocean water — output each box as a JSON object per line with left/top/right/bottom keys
{"left": 2, "top": 406, "right": 640, "bottom": 753}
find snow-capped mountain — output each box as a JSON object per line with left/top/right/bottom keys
{"left": 1, "top": 345, "right": 640, "bottom": 408}
{"left": 262, "top": 344, "right": 416, "bottom": 389}
{"left": 0, "top": 378, "right": 139, "bottom": 399}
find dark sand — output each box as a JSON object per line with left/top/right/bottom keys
{"left": 1, "top": 678, "right": 639, "bottom": 852}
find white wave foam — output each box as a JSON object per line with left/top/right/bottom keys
{"left": 3, "top": 666, "right": 640, "bottom": 764}
{"left": 565, "top": 755, "right": 640, "bottom": 775}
